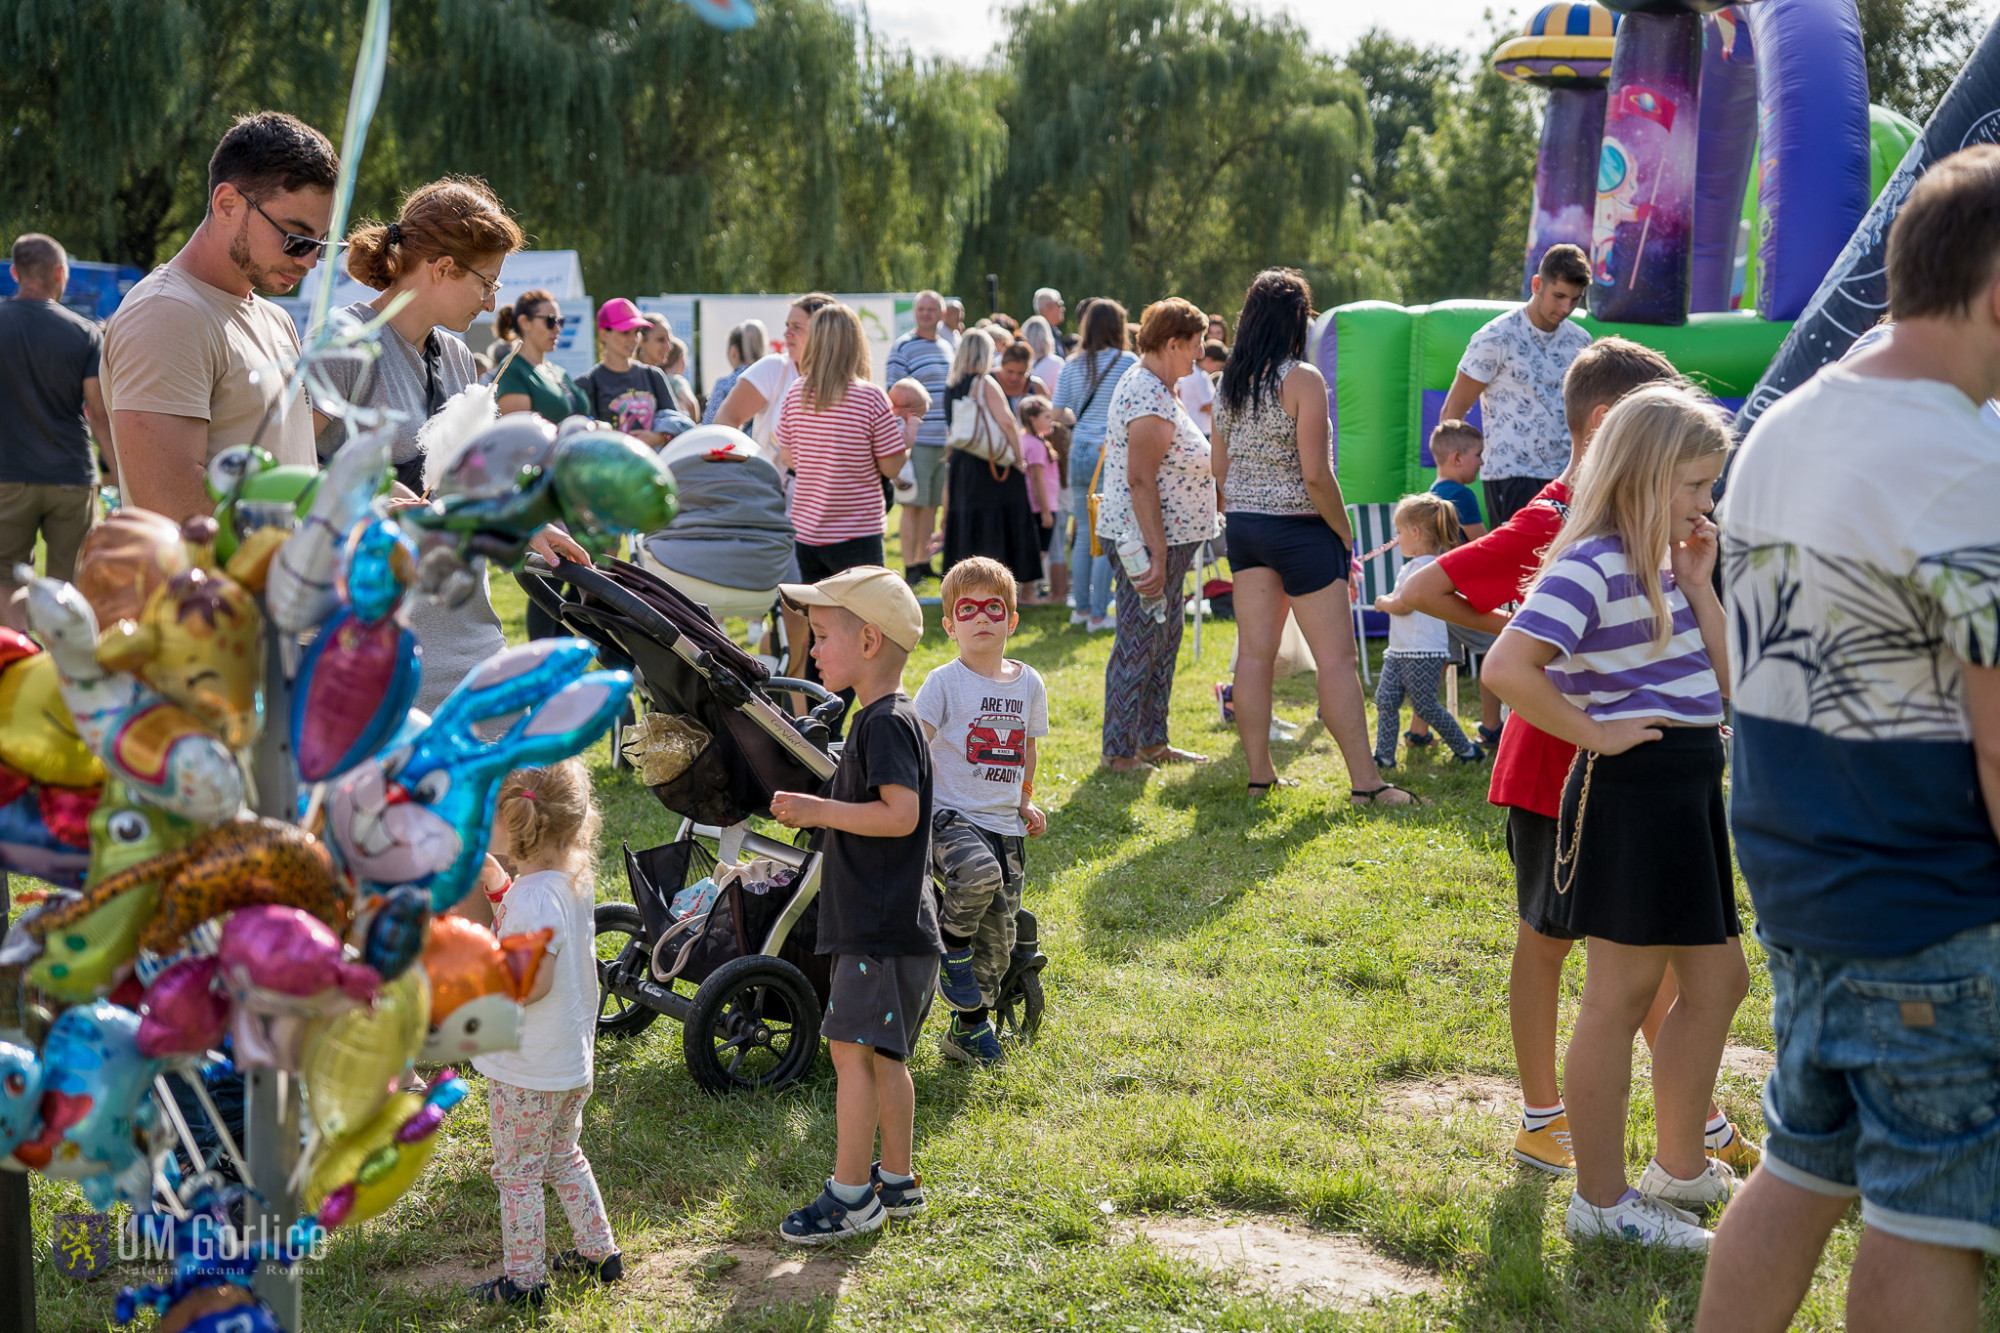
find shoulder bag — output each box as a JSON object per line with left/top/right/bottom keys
{"left": 946, "top": 377, "right": 1019, "bottom": 478}
{"left": 1076, "top": 352, "right": 1116, "bottom": 557}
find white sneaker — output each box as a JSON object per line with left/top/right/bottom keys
{"left": 1565, "top": 1191, "right": 1712, "bottom": 1251}
{"left": 1637, "top": 1156, "right": 1740, "bottom": 1210}
{"left": 1069, "top": 610, "right": 1090, "bottom": 627}
{"left": 1087, "top": 615, "right": 1114, "bottom": 632}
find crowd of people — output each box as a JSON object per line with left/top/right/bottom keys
{"left": 8, "top": 102, "right": 2000, "bottom": 1329}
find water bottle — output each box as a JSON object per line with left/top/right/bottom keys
{"left": 1116, "top": 537, "right": 1169, "bottom": 624}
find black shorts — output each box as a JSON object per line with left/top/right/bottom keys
{"left": 1484, "top": 476, "right": 1555, "bottom": 528}
{"left": 822, "top": 953, "right": 938, "bottom": 1061}
{"left": 1224, "top": 513, "right": 1349, "bottom": 597}
{"left": 795, "top": 534, "right": 886, "bottom": 583}
{"left": 1507, "top": 807, "right": 1578, "bottom": 940}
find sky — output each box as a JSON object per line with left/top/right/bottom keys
{"left": 862, "top": 0, "right": 1550, "bottom": 64}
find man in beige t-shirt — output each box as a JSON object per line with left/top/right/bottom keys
{"left": 101, "top": 111, "right": 338, "bottom": 520}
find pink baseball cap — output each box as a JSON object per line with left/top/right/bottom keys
{"left": 597, "top": 298, "right": 649, "bottom": 331}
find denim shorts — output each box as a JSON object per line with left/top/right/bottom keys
{"left": 1758, "top": 920, "right": 2000, "bottom": 1253}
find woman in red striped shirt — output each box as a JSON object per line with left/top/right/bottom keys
{"left": 773, "top": 303, "right": 909, "bottom": 581}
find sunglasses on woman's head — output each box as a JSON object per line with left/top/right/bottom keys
{"left": 246, "top": 197, "right": 339, "bottom": 259}
{"left": 953, "top": 597, "right": 1010, "bottom": 623}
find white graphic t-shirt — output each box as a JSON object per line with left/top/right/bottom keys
{"left": 1457, "top": 307, "right": 1591, "bottom": 481}
{"left": 914, "top": 657, "right": 1050, "bottom": 836}
{"left": 472, "top": 869, "right": 596, "bottom": 1093}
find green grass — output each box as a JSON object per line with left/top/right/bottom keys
{"left": 21, "top": 562, "right": 1991, "bottom": 1331}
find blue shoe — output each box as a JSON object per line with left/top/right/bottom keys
{"left": 872, "top": 1161, "right": 926, "bottom": 1217}
{"left": 938, "top": 946, "right": 981, "bottom": 1010}
{"left": 1479, "top": 724, "right": 1504, "bottom": 749}
{"left": 779, "top": 1184, "right": 885, "bottom": 1246}
{"left": 1373, "top": 755, "right": 1397, "bottom": 773}
{"left": 1403, "top": 729, "right": 1434, "bottom": 749}
{"left": 940, "top": 1017, "right": 1004, "bottom": 1067}
{"left": 1454, "top": 745, "right": 1486, "bottom": 765}
{"left": 467, "top": 1274, "right": 546, "bottom": 1306}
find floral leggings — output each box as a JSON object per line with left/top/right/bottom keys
{"left": 488, "top": 1080, "right": 616, "bottom": 1285}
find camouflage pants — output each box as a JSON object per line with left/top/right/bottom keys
{"left": 931, "top": 809, "right": 1024, "bottom": 1010}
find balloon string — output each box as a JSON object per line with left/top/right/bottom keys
{"left": 154, "top": 1074, "right": 207, "bottom": 1178}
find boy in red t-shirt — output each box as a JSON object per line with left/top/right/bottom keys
{"left": 1401, "top": 338, "right": 1756, "bottom": 1178}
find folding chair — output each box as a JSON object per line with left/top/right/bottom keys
{"left": 1345, "top": 502, "right": 1408, "bottom": 687}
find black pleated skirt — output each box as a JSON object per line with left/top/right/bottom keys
{"left": 1546, "top": 725, "right": 1741, "bottom": 947}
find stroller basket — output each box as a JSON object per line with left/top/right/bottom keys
{"left": 624, "top": 835, "right": 826, "bottom": 1000}
{"left": 520, "top": 556, "right": 835, "bottom": 827}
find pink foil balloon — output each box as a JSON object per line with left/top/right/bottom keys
{"left": 136, "top": 956, "right": 229, "bottom": 1057}
{"left": 218, "top": 905, "right": 381, "bottom": 1071}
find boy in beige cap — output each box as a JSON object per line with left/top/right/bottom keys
{"left": 769, "top": 566, "right": 940, "bottom": 1243}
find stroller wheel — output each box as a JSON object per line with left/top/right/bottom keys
{"left": 594, "top": 903, "right": 660, "bottom": 1037}
{"left": 684, "top": 954, "right": 822, "bottom": 1094}
{"left": 994, "top": 967, "right": 1045, "bottom": 1044}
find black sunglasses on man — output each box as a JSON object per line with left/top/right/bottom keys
{"left": 246, "top": 196, "right": 342, "bottom": 259}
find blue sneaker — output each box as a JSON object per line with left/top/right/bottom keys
{"left": 779, "top": 1183, "right": 885, "bottom": 1246}
{"left": 938, "top": 947, "right": 981, "bottom": 1010}
{"left": 871, "top": 1161, "right": 926, "bottom": 1217}
{"left": 940, "top": 1017, "right": 1004, "bottom": 1067}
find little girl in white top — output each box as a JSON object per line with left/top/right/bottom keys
{"left": 1371, "top": 493, "right": 1482, "bottom": 767}
{"left": 468, "top": 758, "right": 621, "bottom": 1306}
{"left": 1485, "top": 384, "right": 1747, "bottom": 1255}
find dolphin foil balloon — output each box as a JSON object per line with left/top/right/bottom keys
{"left": 13, "top": 999, "right": 166, "bottom": 1210}
{"left": 327, "top": 639, "right": 630, "bottom": 911}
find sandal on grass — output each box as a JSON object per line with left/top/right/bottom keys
{"left": 1247, "top": 777, "right": 1300, "bottom": 795}
{"left": 1138, "top": 744, "right": 1211, "bottom": 765}
{"left": 1103, "top": 755, "right": 1157, "bottom": 774}
{"left": 1349, "top": 783, "right": 1426, "bottom": 807}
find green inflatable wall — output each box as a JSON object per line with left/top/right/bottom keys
{"left": 1323, "top": 303, "right": 1794, "bottom": 507}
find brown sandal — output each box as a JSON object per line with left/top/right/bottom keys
{"left": 1138, "top": 744, "right": 1211, "bottom": 766}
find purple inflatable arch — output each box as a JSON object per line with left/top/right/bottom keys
{"left": 1504, "top": 0, "right": 1876, "bottom": 325}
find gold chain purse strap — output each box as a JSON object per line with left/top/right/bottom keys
{"left": 1552, "top": 748, "right": 1598, "bottom": 896}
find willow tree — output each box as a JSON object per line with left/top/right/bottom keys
{"left": 0, "top": 0, "right": 356, "bottom": 267}
{"left": 389, "top": 0, "right": 1002, "bottom": 299}
{"left": 957, "top": 0, "right": 1368, "bottom": 322}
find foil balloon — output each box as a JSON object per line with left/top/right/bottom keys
{"left": 31, "top": 816, "right": 348, "bottom": 958}
{"left": 354, "top": 884, "right": 430, "bottom": 982}
{"left": 13, "top": 999, "right": 166, "bottom": 1210}
{"left": 136, "top": 955, "right": 230, "bottom": 1058}
{"left": 0, "top": 1036, "right": 43, "bottom": 1156}
{"left": 404, "top": 415, "right": 677, "bottom": 565}
{"left": 217, "top": 905, "right": 380, "bottom": 1071}
{"left": 0, "top": 782, "right": 92, "bottom": 890}
{"left": 419, "top": 916, "right": 550, "bottom": 1061}
{"left": 304, "top": 1071, "right": 467, "bottom": 1230}
{"left": 74, "top": 509, "right": 189, "bottom": 628}
{"left": 96, "top": 561, "right": 265, "bottom": 752}
{"left": 300, "top": 966, "right": 429, "bottom": 1142}
{"left": 268, "top": 426, "right": 392, "bottom": 634}
{"left": 114, "top": 1185, "right": 308, "bottom": 1333}
{"left": 21, "top": 571, "right": 245, "bottom": 824}
{"left": 206, "top": 444, "right": 324, "bottom": 565}
{"left": 327, "top": 639, "right": 631, "bottom": 911}
{"left": 0, "top": 634, "right": 104, "bottom": 788}
{"left": 25, "top": 781, "right": 204, "bottom": 1000}
{"left": 290, "top": 514, "right": 421, "bottom": 785}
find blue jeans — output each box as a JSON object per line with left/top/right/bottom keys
{"left": 1068, "top": 443, "right": 1114, "bottom": 619}
{"left": 1758, "top": 920, "right": 2000, "bottom": 1253}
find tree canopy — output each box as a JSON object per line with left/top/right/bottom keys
{"left": 0, "top": 0, "right": 1987, "bottom": 321}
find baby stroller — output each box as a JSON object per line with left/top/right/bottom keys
{"left": 516, "top": 555, "right": 1048, "bottom": 1094}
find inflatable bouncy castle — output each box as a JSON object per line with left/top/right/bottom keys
{"left": 1319, "top": 0, "right": 1936, "bottom": 508}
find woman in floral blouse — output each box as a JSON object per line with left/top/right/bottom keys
{"left": 1095, "top": 298, "right": 1218, "bottom": 771}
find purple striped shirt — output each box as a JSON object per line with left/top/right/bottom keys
{"left": 1510, "top": 535, "right": 1723, "bottom": 724}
